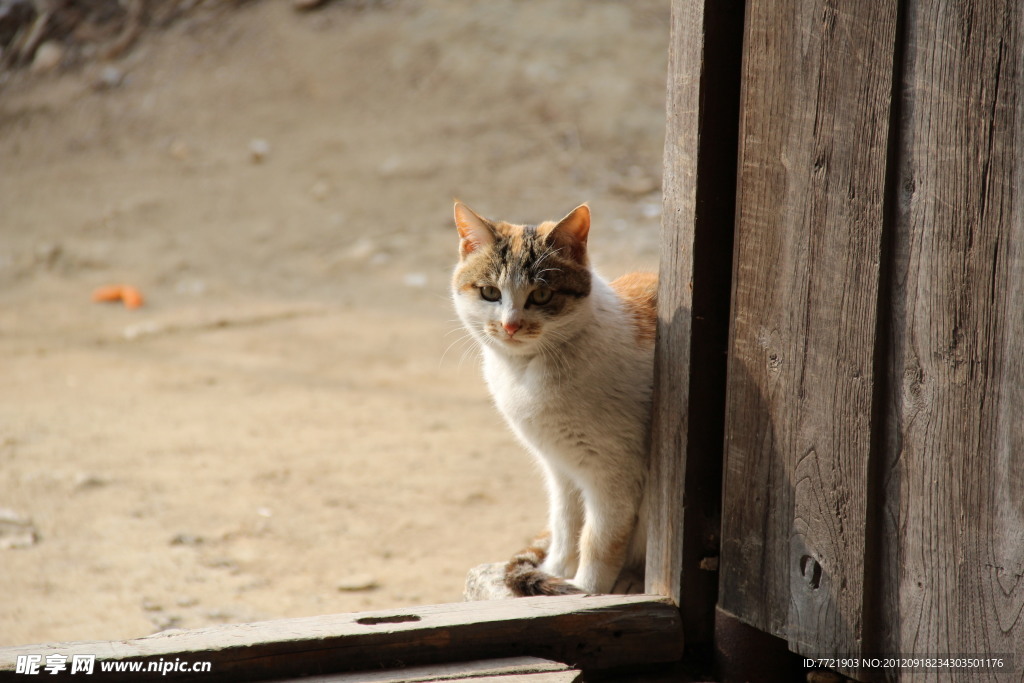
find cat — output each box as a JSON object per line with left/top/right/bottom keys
{"left": 451, "top": 201, "right": 657, "bottom": 596}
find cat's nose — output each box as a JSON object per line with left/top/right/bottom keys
{"left": 503, "top": 321, "right": 522, "bottom": 337}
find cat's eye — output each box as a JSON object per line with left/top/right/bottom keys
{"left": 529, "top": 288, "right": 554, "bottom": 306}
{"left": 480, "top": 286, "right": 502, "bottom": 302}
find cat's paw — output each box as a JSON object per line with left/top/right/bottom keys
{"left": 543, "top": 577, "right": 587, "bottom": 596}
{"left": 505, "top": 559, "right": 585, "bottom": 597}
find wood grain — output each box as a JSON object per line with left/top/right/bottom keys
{"left": 648, "top": 0, "right": 743, "bottom": 645}
{"left": 265, "top": 657, "right": 580, "bottom": 683}
{"left": 879, "top": 0, "right": 1024, "bottom": 668}
{"left": 719, "top": 0, "right": 899, "bottom": 658}
{"left": 0, "top": 595, "right": 682, "bottom": 682}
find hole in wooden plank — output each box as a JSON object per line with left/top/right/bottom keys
{"left": 799, "top": 555, "right": 822, "bottom": 590}
{"left": 356, "top": 614, "right": 422, "bottom": 625}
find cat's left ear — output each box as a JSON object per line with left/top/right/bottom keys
{"left": 454, "top": 201, "right": 496, "bottom": 259}
{"left": 545, "top": 204, "right": 590, "bottom": 262}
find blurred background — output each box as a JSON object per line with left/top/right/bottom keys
{"left": 0, "top": 0, "right": 667, "bottom": 645}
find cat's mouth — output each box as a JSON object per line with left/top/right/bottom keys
{"left": 491, "top": 333, "right": 525, "bottom": 347}
{"left": 486, "top": 328, "right": 535, "bottom": 349}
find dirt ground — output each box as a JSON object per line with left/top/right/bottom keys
{"left": 0, "top": 0, "right": 667, "bottom": 646}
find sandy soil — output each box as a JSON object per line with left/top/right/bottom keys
{"left": 0, "top": 0, "right": 667, "bottom": 647}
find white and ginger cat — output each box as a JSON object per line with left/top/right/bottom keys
{"left": 451, "top": 201, "right": 657, "bottom": 596}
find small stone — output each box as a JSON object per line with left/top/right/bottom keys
{"left": 94, "top": 65, "right": 124, "bottom": 90}
{"left": 640, "top": 201, "right": 662, "bottom": 219}
{"left": 344, "top": 238, "right": 375, "bottom": 261}
{"left": 202, "top": 557, "right": 241, "bottom": 576}
{"left": 0, "top": 508, "right": 39, "bottom": 550}
{"left": 170, "top": 533, "right": 205, "bottom": 547}
{"left": 175, "top": 278, "right": 207, "bottom": 296}
{"left": 123, "top": 321, "right": 163, "bottom": 341}
{"left": 403, "top": 272, "right": 428, "bottom": 288}
{"left": 249, "top": 138, "right": 271, "bottom": 164}
{"left": 337, "top": 574, "right": 379, "bottom": 592}
{"left": 33, "top": 242, "right": 62, "bottom": 269}
{"left": 73, "top": 473, "right": 108, "bottom": 491}
{"left": 149, "top": 614, "right": 182, "bottom": 632}
{"left": 611, "top": 168, "right": 660, "bottom": 197}
{"left": 30, "top": 41, "right": 63, "bottom": 73}
{"left": 169, "top": 139, "right": 190, "bottom": 161}
{"left": 205, "top": 608, "right": 240, "bottom": 622}
{"left": 310, "top": 180, "right": 330, "bottom": 201}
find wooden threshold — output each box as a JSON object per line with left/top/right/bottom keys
{"left": 0, "top": 595, "right": 683, "bottom": 682}
{"left": 264, "top": 656, "right": 581, "bottom": 683}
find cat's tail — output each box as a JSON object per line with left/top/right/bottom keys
{"left": 503, "top": 536, "right": 584, "bottom": 597}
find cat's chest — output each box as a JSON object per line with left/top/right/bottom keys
{"left": 482, "top": 352, "right": 596, "bottom": 431}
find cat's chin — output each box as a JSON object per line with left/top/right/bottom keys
{"left": 485, "top": 334, "right": 541, "bottom": 355}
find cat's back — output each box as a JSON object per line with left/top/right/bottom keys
{"left": 609, "top": 272, "right": 658, "bottom": 348}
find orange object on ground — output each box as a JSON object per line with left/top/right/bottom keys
{"left": 91, "top": 285, "right": 145, "bottom": 309}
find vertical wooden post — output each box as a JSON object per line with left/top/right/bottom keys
{"left": 718, "top": 0, "right": 900, "bottom": 660}
{"left": 648, "top": 0, "right": 743, "bottom": 647}
{"left": 879, "top": 0, "right": 1024, "bottom": 663}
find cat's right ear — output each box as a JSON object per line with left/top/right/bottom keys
{"left": 454, "top": 201, "right": 496, "bottom": 258}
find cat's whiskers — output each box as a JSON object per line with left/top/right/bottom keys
{"left": 457, "top": 342, "right": 482, "bottom": 370}
{"left": 439, "top": 329, "right": 479, "bottom": 369}
{"left": 532, "top": 328, "right": 573, "bottom": 384}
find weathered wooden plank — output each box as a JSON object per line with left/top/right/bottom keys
{"left": 648, "top": 0, "right": 743, "bottom": 645}
{"left": 720, "top": 0, "right": 899, "bottom": 658}
{"left": 264, "top": 657, "right": 580, "bottom": 683}
{"left": 879, "top": 0, "right": 1024, "bottom": 669}
{"left": 0, "top": 595, "right": 682, "bottom": 682}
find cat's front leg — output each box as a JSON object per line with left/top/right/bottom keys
{"left": 538, "top": 464, "right": 583, "bottom": 579}
{"left": 572, "top": 487, "right": 640, "bottom": 594}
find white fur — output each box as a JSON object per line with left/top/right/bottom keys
{"left": 454, "top": 272, "right": 652, "bottom": 594}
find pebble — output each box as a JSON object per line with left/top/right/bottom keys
{"left": 149, "top": 614, "right": 183, "bottom": 632}
{"left": 249, "top": 138, "right": 271, "bottom": 164}
{"left": 33, "top": 242, "right": 62, "bottom": 269}
{"left": 94, "top": 65, "right": 125, "bottom": 90}
{"left": 0, "top": 508, "right": 39, "bottom": 550}
{"left": 170, "top": 533, "right": 205, "bottom": 547}
{"left": 403, "top": 272, "right": 428, "bottom": 288}
{"left": 344, "top": 238, "right": 376, "bottom": 261}
{"left": 310, "top": 180, "right": 330, "bottom": 201}
{"left": 611, "top": 168, "right": 660, "bottom": 197}
{"left": 175, "top": 278, "right": 207, "bottom": 296}
{"left": 123, "top": 321, "right": 162, "bottom": 341}
{"left": 169, "top": 139, "right": 191, "bottom": 161}
{"left": 30, "top": 41, "right": 63, "bottom": 73}
{"left": 640, "top": 201, "right": 662, "bottom": 219}
{"left": 73, "top": 473, "right": 108, "bottom": 491}
{"left": 337, "top": 573, "right": 380, "bottom": 592}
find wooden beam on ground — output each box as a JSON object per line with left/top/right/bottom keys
{"left": 265, "top": 656, "right": 580, "bottom": 683}
{"left": 0, "top": 595, "right": 682, "bottom": 682}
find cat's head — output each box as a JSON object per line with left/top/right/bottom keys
{"left": 451, "top": 202, "right": 592, "bottom": 356}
